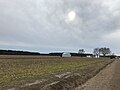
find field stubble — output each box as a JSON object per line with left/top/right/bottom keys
{"left": 0, "top": 55, "right": 113, "bottom": 90}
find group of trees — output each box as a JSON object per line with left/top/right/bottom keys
{"left": 78, "top": 47, "right": 111, "bottom": 57}
{"left": 78, "top": 49, "right": 85, "bottom": 54}
{"left": 93, "top": 47, "right": 111, "bottom": 57}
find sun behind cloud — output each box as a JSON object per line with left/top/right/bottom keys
{"left": 65, "top": 11, "right": 76, "bottom": 23}
{"left": 68, "top": 11, "right": 76, "bottom": 21}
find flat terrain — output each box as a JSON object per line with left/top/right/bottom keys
{"left": 0, "top": 55, "right": 113, "bottom": 90}
{"left": 76, "top": 60, "right": 120, "bottom": 90}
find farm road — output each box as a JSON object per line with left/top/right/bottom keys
{"left": 76, "top": 60, "right": 120, "bottom": 90}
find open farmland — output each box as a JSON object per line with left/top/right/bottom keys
{"left": 0, "top": 55, "right": 113, "bottom": 90}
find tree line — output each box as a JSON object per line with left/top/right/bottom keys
{"left": 79, "top": 47, "right": 112, "bottom": 57}
{"left": 0, "top": 47, "right": 115, "bottom": 58}
{"left": 0, "top": 50, "right": 40, "bottom": 55}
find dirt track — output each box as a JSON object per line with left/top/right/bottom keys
{"left": 76, "top": 60, "right": 120, "bottom": 90}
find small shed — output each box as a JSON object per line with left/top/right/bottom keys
{"left": 62, "top": 52, "right": 71, "bottom": 57}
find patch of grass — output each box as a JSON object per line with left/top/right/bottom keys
{"left": 0, "top": 55, "right": 113, "bottom": 89}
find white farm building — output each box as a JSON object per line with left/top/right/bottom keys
{"left": 62, "top": 52, "right": 71, "bottom": 57}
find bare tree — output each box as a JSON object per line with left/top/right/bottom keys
{"left": 93, "top": 47, "right": 111, "bottom": 57}
{"left": 78, "top": 49, "right": 85, "bottom": 54}
{"left": 99, "top": 47, "right": 111, "bottom": 56}
{"left": 93, "top": 48, "right": 100, "bottom": 58}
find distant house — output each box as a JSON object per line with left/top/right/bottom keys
{"left": 95, "top": 54, "right": 100, "bottom": 58}
{"left": 86, "top": 55, "right": 92, "bottom": 58}
{"left": 62, "top": 52, "right": 71, "bottom": 57}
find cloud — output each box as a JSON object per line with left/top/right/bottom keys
{"left": 103, "top": 30, "right": 120, "bottom": 47}
{"left": 0, "top": 0, "right": 120, "bottom": 53}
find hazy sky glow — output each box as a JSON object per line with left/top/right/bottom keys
{"left": 0, "top": 0, "right": 120, "bottom": 54}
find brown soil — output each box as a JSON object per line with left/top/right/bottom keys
{"left": 7, "top": 59, "right": 113, "bottom": 90}
{"left": 76, "top": 60, "right": 120, "bottom": 90}
{"left": 41, "top": 60, "right": 113, "bottom": 90}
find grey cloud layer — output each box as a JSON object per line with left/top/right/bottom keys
{"left": 0, "top": 0, "right": 120, "bottom": 53}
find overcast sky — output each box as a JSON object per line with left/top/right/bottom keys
{"left": 0, "top": 0, "right": 120, "bottom": 54}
